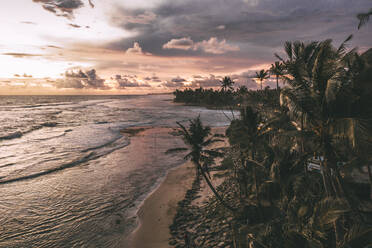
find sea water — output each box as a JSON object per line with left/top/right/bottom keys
{"left": 0, "top": 94, "right": 234, "bottom": 248}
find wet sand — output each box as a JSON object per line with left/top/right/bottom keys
{"left": 130, "top": 161, "right": 195, "bottom": 248}
{"left": 129, "top": 127, "right": 227, "bottom": 248}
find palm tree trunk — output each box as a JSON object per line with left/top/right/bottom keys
{"left": 260, "top": 80, "right": 263, "bottom": 90}
{"left": 301, "top": 114, "right": 307, "bottom": 174}
{"left": 276, "top": 76, "right": 279, "bottom": 90}
{"left": 367, "top": 165, "right": 372, "bottom": 200}
{"left": 253, "top": 167, "right": 260, "bottom": 206}
{"left": 323, "top": 132, "right": 345, "bottom": 247}
{"left": 195, "top": 161, "right": 235, "bottom": 212}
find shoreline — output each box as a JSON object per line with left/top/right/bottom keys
{"left": 129, "top": 161, "right": 195, "bottom": 248}
{"left": 128, "top": 127, "right": 227, "bottom": 248}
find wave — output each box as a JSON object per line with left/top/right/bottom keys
{"left": 41, "top": 122, "right": 58, "bottom": 127}
{"left": 0, "top": 152, "right": 96, "bottom": 185}
{"left": 0, "top": 163, "right": 16, "bottom": 169}
{"left": 0, "top": 131, "right": 23, "bottom": 140}
{"left": 0, "top": 123, "right": 59, "bottom": 142}
{"left": 0, "top": 136, "right": 130, "bottom": 185}
{"left": 81, "top": 135, "right": 122, "bottom": 153}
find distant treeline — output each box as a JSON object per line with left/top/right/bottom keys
{"left": 173, "top": 85, "right": 280, "bottom": 111}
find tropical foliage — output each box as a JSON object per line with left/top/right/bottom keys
{"left": 255, "top": 69, "right": 270, "bottom": 90}
{"left": 170, "top": 38, "right": 372, "bottom": 247}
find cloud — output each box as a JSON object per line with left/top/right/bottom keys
{"left": 161, "top": 80, "right": 185, "bottom": 88}
{"left": 21, "top": 21, "right": 37, "bottom": 25}
{"left": 115, "top": 75, "right": 151, "bottom": 88}
{"left": 47, "top": 45, "right": 63, "bottom": 49}
{"left": 2, "top": 53, "right": 42, "bottom": 58}
{"left": 107, "top": 0, "right": 370, "bottom": 60}
{"left": 162, "top": 37, "right": 194, "bottom": 50}
{"left": 14, "top": 73, "right": 33, "bottom": 78}
{"left": 54, "top": 69, "right": 109, "bottom": 89}
{"left": 194, "top": 37, "right": 240, "bottom": 54}
{"left": 124, "top": 10, "right": 156, "bottom": 25}
{"left": 163, "top": 37, "right": 239, "bottom": 54}
{"left": 171, "top": 76, "right": 187, "bottom": 83}
{"left": 144, "top": 76, "right": 162, "bottom": 82}
{"left": 32, "top": 0, "right": 84, "bottom": 19}
{"left": 230, "top": 70, "right": 279, "bottom": 89}
{"left": 68, "top": 23, "right": 81, "bottom": 28}
{"left": 126, "top": 42, "right": 151, "bottom": 55}
{"left": 190, "top": 74, "right": 221, "bottom": 88}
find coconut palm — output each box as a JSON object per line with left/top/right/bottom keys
{"left": 255, "top": 69, "right": 269, "bottom": 90}
{"left": 357, "top": 8, "right": 372, "bottom": 29}
{"left": 237, "top": 85, "right": 248, "bottom": 95}
{"left": 270, "top": 61, "right": 284, "bottom": 90}
{"left": 220, "top": 76, "right": 235, "bottom": 92}
{"left": 279, "top": 39, "right": 372, "bottom": 246}
{"left": 167, "top": 116, "right": 235, "bottom": 212}
{"left": 226, "top": 106, "right": 274, "bottom": 208}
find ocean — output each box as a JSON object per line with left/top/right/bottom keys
{"left": 0, "top": 94, "right": 233, "bottom": 247}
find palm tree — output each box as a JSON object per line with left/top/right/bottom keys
{"left": 167, "top": 116, "right": 235, "bottom": 212}
{"left": 226, "top": 107, "right": 273, "bottom": 207}
{"left": 270, "top": 61, "right": 284, "bottom": 90}
{"left": 357, "top": 8, "right": 372, "bottom": 29}
{"left": 237, "top": 85, "right": 248, "bottom": 95}
{"left": 279, "top": 39, "right": 372, "bottom": 247}
{"left": 255, "top": 69, "right": 269, "bottom": 90}
{"left": 220, "top": 76, "right": 235, "bottom": 92}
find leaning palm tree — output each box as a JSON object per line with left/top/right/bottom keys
{"left": 167, "top": 116, "right": 234, "bottom": 212}
{"left": 220, "top": 76, "right": 235, "bottom": 92}
{"left": 270, "top": 61, "right": 284, "bottom": 90}
{"left": 255, "top": 69, "right": 269, "bottom": 90}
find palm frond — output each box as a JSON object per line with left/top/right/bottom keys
{"left": 202, "top": 149, "right": 224, "bottom": 158}
{"left": 337, "top": 34, "right": 353, "bottom": 55}
{"left": 357, "top": 9, "right": 372, "bottom": 29}
{"left": 343, "top": 225, "right": 372, "bottom": 248}
{"left": 202, "top": 138, "right": 224, "bottom": 147}
{"left": 165, "top": 147, "right": 188, "bottom": 154}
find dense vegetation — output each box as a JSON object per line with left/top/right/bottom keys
{"left": 170, "top": 38, "right": 372, "bottom": 247}
{"left": 173, "top": 84, "right": 280, "bottom": 109}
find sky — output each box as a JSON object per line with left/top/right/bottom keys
{"left": 0, "top": 0, "right": 370, "bottom": 94}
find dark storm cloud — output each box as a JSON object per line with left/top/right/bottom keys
{"left": 107, "top": 0, "right": 371, "bottom": 60}
{"left": 54, "top": 69, "right": 109, "bottom": 89}
{"left": 32, "top": 0, "right": 85, "bottom": 18}
{"left": 115, "top": 75, "right": 151, "bottom": 88}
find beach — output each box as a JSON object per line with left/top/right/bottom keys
{"left": 130, "top": 161, "right": 195, "bottom": 248}
{"left": 130, "top": 127, "right": 227, "bottom": 248}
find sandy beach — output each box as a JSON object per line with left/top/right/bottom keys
{"left": 130, "top": 161, "right": 195, "bottom": 248}
{"left": 129, "top": 127, "right": 227, "bottom": 248}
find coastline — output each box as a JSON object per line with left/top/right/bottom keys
{"left": 130, "top": 161, "right": 195, "bottom": 248}
{"left": 129, "top": 127, "right": 227, "bottom": 248}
